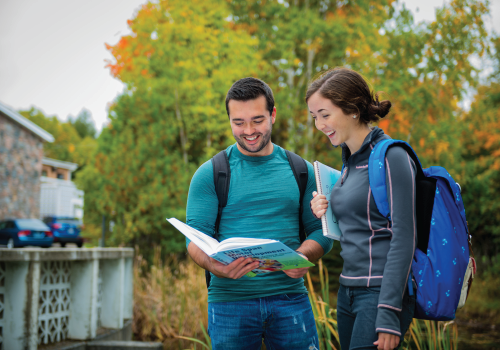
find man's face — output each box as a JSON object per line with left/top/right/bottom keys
{"left": 228, "top": 95, "right": 276, "bottom": 157}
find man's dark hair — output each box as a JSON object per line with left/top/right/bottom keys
{"left": 225, "top": 77, "right": 275, "bottom": 117}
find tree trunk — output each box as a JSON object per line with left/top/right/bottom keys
{"left": 175, "top": 89, "right": 188, "bottom": 164}
{"left": 304, "top": 47, "right": 316, "bottom": 162}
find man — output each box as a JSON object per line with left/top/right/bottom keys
{"left": 186, "top": 77, "right": 332, "bottom": 350}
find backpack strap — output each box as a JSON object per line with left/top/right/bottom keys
{"left": 285, "top": 149, "right": 308, "bottom": 243}
{"left": 205, "top": 150, "right": 230, "bottom": 288}
{"left": 212, "top": 150, "right": 230, "bottom": 239}
{"left": 368, "top": 139, "right": 424, "bottom": 222}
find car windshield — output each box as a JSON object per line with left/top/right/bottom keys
{"left": 56, "top": 219, "right": 81, "bottom": 226}
{"left": 16, "top": 219, "right": 49, "bottom": 231}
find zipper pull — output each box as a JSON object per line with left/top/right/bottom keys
{"left": 341, "top": 166, "right": 348, "bottom": 185}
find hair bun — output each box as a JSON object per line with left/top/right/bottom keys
{"left": 377, "top": 100, "right": 391, "bottom": 118}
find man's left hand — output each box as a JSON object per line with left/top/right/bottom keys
{"left": 283, "top": 252, "right": 310, "bottom": 279}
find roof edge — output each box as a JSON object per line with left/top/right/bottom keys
{"left": 0, "top": 101, "right": 55, "bottom": 142}
{"left": 42, "top": 157, "right": 78, "bottom": 171}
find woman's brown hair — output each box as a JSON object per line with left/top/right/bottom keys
{"left": 305, "top": 67, "right": 391, "bottom": 124}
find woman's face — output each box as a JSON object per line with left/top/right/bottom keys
{"left": 308, "top": 92, "right": 357, "bottom": 147}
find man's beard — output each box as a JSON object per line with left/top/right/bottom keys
{"left": 234, "top": 125, "right": 272, "bottom": 154}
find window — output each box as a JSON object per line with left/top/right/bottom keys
{"left": 57, "top": 173, "right": 64, "bottom": 180}
{"left": 5, "top": 221, "right": 16, "bottom": 229}
{"left": 42, "top": 170, "right": 47, "bottom": 177}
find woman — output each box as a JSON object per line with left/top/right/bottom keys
{"left": 308, "top": 68, "right": 416, "bottom": 350}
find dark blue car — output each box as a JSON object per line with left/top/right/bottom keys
{"left": 0, "top": 219, "right": 54, "bottom": 248}
{"left": 43, "top": 216, "right": 84, "bottom": 247}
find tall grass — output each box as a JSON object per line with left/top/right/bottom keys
{"left": 133, "top": 253, "right": 458, "bottom": 350}
{"left": 307, "top": 259, "right": 340, "bottom": 349}
{"left": 405, "top": 319, "right": 458, "bottom": 350}
{"left": 133, "top": 247, "right": 210, "bottom": 348}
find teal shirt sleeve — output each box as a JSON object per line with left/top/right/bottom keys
{"left": 185, "top": 160, "right": 217, "bottom": 248}
{"left": 302, "top": 160, "right": 334, "bottom": 255}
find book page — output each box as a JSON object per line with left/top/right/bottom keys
{"left": 314, "top": 161, "right": 342, "bottom": 240}
{"left": 216, "top": 237, "right": 279, "bottom": 252}
{"left": 166, "top": 218, "right": 219, "bottom": 255}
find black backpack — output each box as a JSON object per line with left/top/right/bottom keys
{"left": 205, "top": 149, "right": 309, "bottom": 288}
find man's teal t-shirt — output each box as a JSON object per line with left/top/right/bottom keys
{"left": 186, "top": 143, "right": 333, "bottom": 303}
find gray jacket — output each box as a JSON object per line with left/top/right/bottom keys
{"left": 331, "top": 127, "right": 417, "bottom": 336}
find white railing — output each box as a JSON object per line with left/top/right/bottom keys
{"left": 0, "top": 248, "right": 133, "bottom": 350}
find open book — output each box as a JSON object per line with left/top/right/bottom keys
{"left": 167, "top": 218, "right": 314, "bottom": 277}
{"left": 313, "top": 161, "right": 342, "bottom": 240}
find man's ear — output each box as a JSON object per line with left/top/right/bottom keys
{"left": 271, "top": 106, "right": 277, "bottom": 124}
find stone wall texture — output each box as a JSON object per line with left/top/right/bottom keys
{"left": 0, "top": 112, "right": 44, "bottom": 220}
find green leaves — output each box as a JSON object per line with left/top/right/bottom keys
{"left": 81, "top": 0, "right": 261, "bottom": 255}
{"left": 78, "top": 0, "right": 496, "bottom": 260}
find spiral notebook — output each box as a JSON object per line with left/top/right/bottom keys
{"left": 313, "top": 161, "right": 342, "bottom": 240}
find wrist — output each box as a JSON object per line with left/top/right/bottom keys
{"left": 296, "top": 251, "right": 308, "bottom": 260}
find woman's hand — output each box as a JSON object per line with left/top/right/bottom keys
{"left": 310, "top": 191, "right": 328, "bottom": 219}
{"left": 373, "top": 332, "right": 400, "bottom": 350}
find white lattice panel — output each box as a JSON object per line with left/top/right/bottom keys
{"left": 38, "top": 261, "right": 71, "bottom": 344}
{"left": 0, "top": 262, "right": 5, "bottom": 348}
{"left": 97, "top": 264, "right": 103, "bottom": 328}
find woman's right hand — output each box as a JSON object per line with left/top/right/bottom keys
{"left": 310, "top": 191, "right": 329, "bottom": 219}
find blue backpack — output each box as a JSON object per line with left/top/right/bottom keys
{"left": 368, "top": 139, "right": 472, "bottom": 320}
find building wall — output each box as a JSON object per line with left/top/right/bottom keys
{"left": 0, "top": 113, "right": 44, "bottom": 220}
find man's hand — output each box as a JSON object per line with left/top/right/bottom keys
{"left": 210, "top": 257, "right": 260, "bottom": 279}
{"left": 373, "top": 332, "right": 400, "bottom": 350}
{"left": 283, "top": 253, "right": 310, "bottom": 279}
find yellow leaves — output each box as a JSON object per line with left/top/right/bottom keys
{"left": 68, "top": 144, "right": 75, "bottom": 153}
{"left": 436, "top": 141, "right": 449, "bottom": 156}
{"left": 419, "top": 138, "right": 425, "bottom": 148}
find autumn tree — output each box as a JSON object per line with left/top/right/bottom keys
{"left": 460, "top": 36, "right": 500, "bottom": 257}
{"left": 378, "top": 1, "right": 489, "bottom": 182}
{"left": 19, "top": 107, "right": 97, "bottom": 177}
{"left": 79, "top": 0, "right": 261, "bottom": 255}
{"left": 228, "top": 0, "right": 395, "bottom": 169}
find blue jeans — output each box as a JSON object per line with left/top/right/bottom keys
{"left": 337, "top": 285, "right": 415, "bottom": 350}
{"left": 208, "top": 293, "right": 319, "bottom": 350}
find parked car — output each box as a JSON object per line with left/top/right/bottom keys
{"left": 43, "top": 216, "right": 84, "bottom": 247}
{"left": 0, "top": 219, "right": 54, "bottom": 248}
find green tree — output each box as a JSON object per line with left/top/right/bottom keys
{"left": 460, "top": 36, "right": 500, "bottom": 257}
{"left": 79, "top": 0, "right": 261, "bottom": 255}
{"left": 20, "top": 107, "right": 98, "bottom": 180}
{"left": 377, "top": 0, "right": 489, "bottom": 179}
{"left": 20, "top": 107, "right": 82, "bottom": 163}
{"left": 228, "top": 0, "right": 394, "bottom": 168}
{"left": 69, "top": 109, "right": 97, "bottom": 139}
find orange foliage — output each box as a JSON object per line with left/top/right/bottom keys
{"left": 378, "top": 119, "right": 390, "bottom": 131}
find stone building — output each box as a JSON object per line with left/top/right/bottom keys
{"left": 0, "top": 101, "right": 54, "bottom": 220}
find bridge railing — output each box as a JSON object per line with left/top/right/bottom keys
{"left": 0, "top": 247, "right": 133, "bottom": 350}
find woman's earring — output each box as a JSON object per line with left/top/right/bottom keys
{"left": 353, "top": 115, "right": 357, "bottom": 119}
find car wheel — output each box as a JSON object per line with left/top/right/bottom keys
{"left": 77, "top": 242, "right": 83, "bottom": 248}
{"left": 60, "top": 242, "right": 66, "bottom": 247}
{"left": 7, "top": 238, "right": 14, "bottom": 249}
